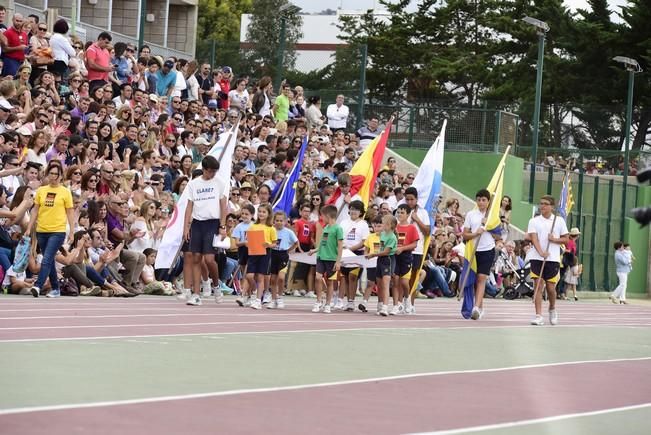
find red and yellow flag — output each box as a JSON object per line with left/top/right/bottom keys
{"left": 328, "top": 119, "right": 393, "bottom": 208}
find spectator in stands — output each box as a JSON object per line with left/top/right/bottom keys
{"left": 326, "top": 94, "right": 349, "bottom": 132}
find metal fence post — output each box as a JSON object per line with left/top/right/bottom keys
{"left": 546, "top": 165, "right": 554, "bottom": 195}
{"left": 576, "top": 158, "right": 584, "bottom": 231}
{"left": 589, "top": 177, "right": 600, "bottom": 291}
{"left": 408, "top": 107, "right": 414, "bottom": 147}
{"left": 493, "top": 111, "right": 501, "bottom": 153}
{"left": 210, "top": 40, "right": 216, "bottom": 69}
{"left": 480, "top": 100, "right": 488, "bottom": 147}
{"left": 604, "top": 179, "right": 615, "bottom": 290}
{"left": 356, "top": 44, "right": 368, "bottom": 131}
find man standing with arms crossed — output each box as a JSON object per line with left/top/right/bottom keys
{"left": 326, "top": 94, "right": 349, "bottom": 132}
{"left": 528, "top": 195, "right": 569, "bottom": 326}
{"left": 183, "top": 155, "right": 228, "bottom": 306}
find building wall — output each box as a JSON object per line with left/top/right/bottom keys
{"left": 111, "top": 0, "right": 139, "bottom": 38}
{"left": 79, "top": 2, "right": 109, "bottom": 29}
{"left": 167, "top": 4, "right": 192, "bottom": 53}
{"left": 143, "top": 0, "right": 166, "bottom": 46}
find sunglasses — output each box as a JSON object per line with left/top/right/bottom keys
{"left": 89, "top": 178, "right": 98, "bottom": 183}
{"left": 89, "top": 147, "right": 98, "bottom": 152}
{"left": 73, "top": 171, "right": 82, "bottom": 175}
{"left": 38, "top": 27, "right": 47, "bottom": 31}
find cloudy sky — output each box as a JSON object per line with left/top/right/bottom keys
{"left": 292, "top": 0, "right": 629, "bottom": 17}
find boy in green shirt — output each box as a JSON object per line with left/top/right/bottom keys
{"left": 311, "top": 205, "right": 343, "bottom": 313}
{"left": 366, "top": 214, "right": 397, "bottom": 316}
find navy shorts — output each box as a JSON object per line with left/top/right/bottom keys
{"left": 394, "top": 252, "right": 413, "bottom": 278}
{"left": 316, "top": 259, "right": 336, "bottom": 278}
{"left": 189, "top": 219, "right": 219, "bottom": 254}
{"left": 247, "top": 252, "right": 271, "bottom": 275}
{"left": 411, "top": 254, "right": 423, "bottom": 274}
{"left": 530, "top": 260, "right": 561, "bottom": 283}
{"left": 269, "top": 250, "right": 289, "bottom": 275}
{"left": 475, "top": 248, "right": 495, "bottom": 276}
{"left": 366, "top": 267, "right": 377, "bottom": 282}
{"left": 237, "top": 246, "right": 249, "bottom": 266}
{"left": 376, "top": 256, "right": 395, "bottom": 278}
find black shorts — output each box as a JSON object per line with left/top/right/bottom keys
{"left": 366, "top": 267, "right": 377, "bottom": 282}
{"left": 316, "top": 259, "right": 336, "bottom": 278}
{"left": 247, "top": 253, "right": 271, "bottom": 275}
{"left": 189, "top": 219, "right": 220, "bottom": 254}
{"left": 530, "top": 260, "right": 561, "bottom": 283}
{"left": 269, "top": 250, "right": 289, "bottom": 275}
{"left": 475, "top": 248, "right": 495, "bottom": 276}
{"left": 237, "top": 246, "right": 249, "bottom": 266}
{"left": 341, "top": 249, "right": 364, "bottom": 276}
{"left": 394, "top": 252, "right": 413, "bottom": 278}
{"left": 376, "top": 256, "right": 395, "bottom": 278}
{"left": 412, "top": 254, "right": 423, "bottom": 274}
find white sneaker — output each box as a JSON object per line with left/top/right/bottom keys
{"left": 345, "top": 301, "right": 355, "bottom": 312}
{"left": 262, "top": 290, "right": 272, "bottom": 305}
{"left": 531, "top": 315, "right": 544, "bottom": 326}
{"left": 267, "top": 300, "right": 278, "bottom": 309}
{"left": 323, "top": 305, "right": 331, "bottom": 314}
{"left": 470, "top": 306, "right": 481, "bottom": 320}
{"left": 30, "top": 286, "right": 40, "bottom": 298}
{"left": 405, "top": 306, "right": 416, "bottom": 315}
{"left": 389, "top": 304, "right": 403, "bottom": 316}
{"left": 176, "top": 289, "right": 191, "bottom": 301}
{"left": 305, "top": 291, "right": 316, "bottom": 298}
{"left": 334, "top": 299, "right": 345, "bottom": 310}
{"left": 250, "top": 299, "right": 262, "bottom": 310}
{"left": 214, "top": 292, "right": 224, "bottom": 304}
{"left": 358, "top": 301, "right": 368, "bottom": 313}
{"left": 292, "top": 290, "right": 302, "bottom": 297}
{"left": 479, "top": 308, "right": 485, "bottom": 320}
{"left": 377, "top": 301, "right": 382, "bottom": 312}
{"left": 276, "top": 298, "right": 285, "bottom": 309}
{"left": 243, "top": 296, "right": 252, "bottom": 307}
{"left": 379, "top": 305, "right": 389, "bottom": 317}
{"left": 610, "top": 295, "right": 619, "bottom": 304}
{"left": 312, "top": 302, "right": 322, "bottom": 313}
{"left": 549, "top": 309, "right": 559, "bottom": 325}
{"left": 186, "top": 295, "right": 202, "bottom": 306}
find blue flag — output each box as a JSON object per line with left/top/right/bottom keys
{"left": 273, "top": 136, "right": 308, "bottom": 215}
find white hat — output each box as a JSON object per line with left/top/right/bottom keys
{"left": 0, "top": 98, "right": 13, "bottom": 110}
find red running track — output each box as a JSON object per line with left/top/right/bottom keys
{"left": 1, "top": 359, "right": 650, "bottom": 434}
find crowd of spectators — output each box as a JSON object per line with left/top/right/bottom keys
{"left": 0, "top": 12, "right": 543, "bottom": 304}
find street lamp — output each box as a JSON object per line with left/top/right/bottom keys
{"left": 523, "top": 16, "right": 549, "bottom": 204}
{"left": 613, "top": 55, "right": 642, "bottom": 240}
{"left": 275, "top": 3, "right": 302, "bottom": 91}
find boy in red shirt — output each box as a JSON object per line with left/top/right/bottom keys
{"left": 293, "top": 202, "right": 316, "bottom": 297}
{"left": 392, "top": 204, "right": 420, "bottom": 315}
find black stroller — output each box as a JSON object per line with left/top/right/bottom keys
{"left": 501, "top": 255, "right": 534, "bottom": 300}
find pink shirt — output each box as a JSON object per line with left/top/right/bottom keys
{"left": 85, "top": 42, "right": 110, "bottom": 81}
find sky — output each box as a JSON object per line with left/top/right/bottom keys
{"left": 292, "top": 0, "right": 629, "bottom": 16}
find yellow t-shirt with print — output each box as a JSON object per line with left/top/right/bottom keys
{"left": 34, "top": 185, "right": 73, "bottom": 233}
{"left": 364, "top": 233, "right": 381, "bottom": 255}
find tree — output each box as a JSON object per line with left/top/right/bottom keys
{"left": 244, "top": 0, "right": 303, "bottom": 84}
{"left": 195, "top": 0, "right": 253, "bottom": 64}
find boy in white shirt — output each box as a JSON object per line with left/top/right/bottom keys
{"left": 462, "top": 189, "right": 498, "bottom": 320}
{"left": 527, "top": 195, "right": 569, "bottom": 326}
{"left": 337, "top": 200, "right": 369, "bottom": 310}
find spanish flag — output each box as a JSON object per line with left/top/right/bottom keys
{"left": 328, "top": 119, "right": 393, "bottom": 208}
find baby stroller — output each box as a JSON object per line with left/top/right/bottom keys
{"left": 501, "top": 255, "right": 534, "bottom": 300}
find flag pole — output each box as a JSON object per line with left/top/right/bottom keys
{"left": 457, "top": 145, "right": 510, "bottom": 302}
{"left": 532, "top": 213, "right": 558, "bottom": 301}
{"left": 165, "top": 118, "right": 241, "bottom": 274}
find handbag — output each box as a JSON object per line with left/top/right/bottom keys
{"left": 60, "top": 277, "right": 79, "bottom": 296}
{"left": 12, "top": 235, "right": 31, "bottom": 273}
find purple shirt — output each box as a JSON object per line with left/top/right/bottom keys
{"left": 106, "top": 212, "right": 124, "bottom": 246}
{"left": 45, "top": 146, "right": 67, "bottom": 166}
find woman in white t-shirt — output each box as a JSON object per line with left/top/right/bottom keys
{"left": 128, "top": 200, "right": 159, "bottom": 252}
{"left": 228, "top": 78, "right": 250, "bottom": 113}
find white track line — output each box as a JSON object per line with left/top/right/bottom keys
{"left": 1, "top": 324, "right": 649, "bottom": 343}
{"left": 411, "top": 402, "right": 651, "bottom": 434}
{"left": 0, "top": 356, "right": 649, "bottom": 416}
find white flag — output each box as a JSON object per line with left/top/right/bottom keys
{"left": 155, "top": 123, "right": 239, "bottom": 269}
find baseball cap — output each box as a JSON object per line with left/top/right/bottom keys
{"left": 207, "top": 101, "right": 218, "bottom": 109}
{"left": 163, "top": 60, "right": 175, "bottom": 68}
{"left": 193, "top": 136, "right": 210, "bottom": 146}
{"left": 148, "top": 94, "right": 159, "bottom": 103}
{"left": 222, "top": 66, "right": 232, "bottom": 74}
{"left": 241, "top": 182, "right": 252, "bottom": 190}
{"left": 0, "top": 99, "right": 13, "bottom": 110}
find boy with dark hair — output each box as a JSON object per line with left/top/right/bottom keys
{"left": 311, "top": 205, "right": 343, "bottom": 313}
{"left": 462, "top": 188, "right": 497, "bottom": 320}
{"left": 528, "top": 195, "right": 569, "bottom": 325}
{"left": 182, "top": 155, "right": 228, "bottom": 306}
{"left": 338, "top": 200, "right": 369, "bottom": 311}
{"left": 392, "top": 204, "right": 419, "bottom": 315}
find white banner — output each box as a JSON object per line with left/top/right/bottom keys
{"left": 289, "top": 249, "right": 377, "bottom": 268}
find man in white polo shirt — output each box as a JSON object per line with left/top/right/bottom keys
{"left": 326, "top": 94, "right": 349, "bottom": 132}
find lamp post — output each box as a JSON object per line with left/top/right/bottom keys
{"left": 138, "top": 0, "right": 147, "bottom": 51}
{"left": 613, "top": 56, "right": 641, "bottom": 240}
{"left": 523, "top": 16, "right": 549, "bottom": 204}
{"left": 275, "top": 3, "right": 301, "bottom": 92}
